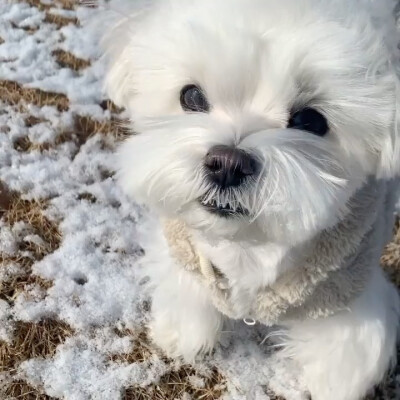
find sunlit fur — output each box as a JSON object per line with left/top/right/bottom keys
{"left": 102, "top": 1, "right": 400, "bottom": 399}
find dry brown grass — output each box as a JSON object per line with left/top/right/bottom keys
{"left": 52, "top": 49, "right": 91, "bottom": 71}
{"left": 262, "top": 387, "right": 286, "bottom": 400}
{"left": 3, "top": 197, "right": 61, "bottom": 255}
{"left": 99, "top": 99, "right": 124, "bottom": 114}
{"left": 0, "top": 191, "right": 66, "bottom": 395}
{"left": 55, "top": 0, "right": 79, "bottom": 10}
{"left": 14, "top": 113, "right": 129, "bottom": 154}
{"left": 23, "top": 0, "right": 80, "bottom": 23}
{"left": 24, "top": 116, "right": 48, "bottom": 128}
{"left": 0, "top": 270, "right": 52, "bottom": 307}
{"left": 77, "top": 192, "right": 97, "bottom": 203}
{"left": 24, "top": 0, "right": 52, "bottom": 11}
{"left": 44, "top": 12, "right": 79, "bottom": 28}
{"left": 111, "top": 329, "right": 225, "bottom": 400}
{"left": 110, "top": 330, "right": 153, "bottom": 365}
{"left": 74, "top": 114, "right": 131, "bottom": 142}
{"left": 0, "top": 80, "right": 69, "bottom": 112}
{"left": 0, "top": 320, "right": 74, "bottom": 373}
{"left": 123, "top": 366, "right": 225, "bottom": 400}
{"left": 0, "top": 320, "right": 73, "bottom": 400}
{"left": 0, "top": 181, "right": 13, "bottom": 216}
{"left": 24, "top": 0, "right": 81, "bottom": 11}
{"left": 13, "top": 136, "right": 50, "bottom": 153}
{"left": 1, "top": 192, "right": 61, "bottom": 305}
{"left": 381, "top": 218, "right": 400, "bottom": 287}
{"left": 10, "top": 21, "right": 38, "bottom": 34}
{"left": 372, "top": 219, "right": 400, "bottom": 400}
{"left": 2, "top": 380, "right": 55, "bottom": 400}
{"left": 24, "top": 0, "right": 73, "bottom": 11}
{"left": 13, "top": 131, "right": 73, "bottom": 153}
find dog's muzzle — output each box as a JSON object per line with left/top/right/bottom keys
{"left": 200, "top": 145, "right": 257, "bottom": 217}
{"left": 204, "top": 145, "right": 257, "bottom": 189}
{"left": 199, "top": 196, "right": 248, "bottom": 217}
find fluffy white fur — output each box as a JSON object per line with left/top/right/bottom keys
{"left": 101, "top": 0, "right": 400, "bottom": 399}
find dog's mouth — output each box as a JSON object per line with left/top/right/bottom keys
{"left": 199, "top": 196, "right": 248, "bottom": 218}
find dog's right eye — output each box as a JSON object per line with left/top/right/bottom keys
{"left": 288, "top": 108, "right": 329, "bottom": 137}
{"left": 180, "top": 85, "right": 210, "bottom": 113}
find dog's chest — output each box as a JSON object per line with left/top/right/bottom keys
{"left": 195, "top": 237, "right": 293, "bottom": 291}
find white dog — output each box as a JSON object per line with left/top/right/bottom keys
{"left": 102, "top": 1, "right": 400, "bottom": 399}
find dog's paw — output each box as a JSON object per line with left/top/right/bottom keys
{"left": 147, "top": 257, "right": 224, "bottom": 362}
{"left": 150, "top": 310, "right": 222, "bottom": 362}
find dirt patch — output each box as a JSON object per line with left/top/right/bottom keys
{"left": 123, "top": 366, "right": 225, "bottom": 400}
{"left": 0, "top": 80, "right": 69, "bottom": 112}
{"left": 52, "top": 49, "right": 91, "bottom": 71}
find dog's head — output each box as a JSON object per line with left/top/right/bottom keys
{"left": 103, "top": 0, "right": 399, "bottom": 244}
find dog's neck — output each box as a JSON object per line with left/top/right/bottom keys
{"left": 193, "top": 232, "right": 294, "bottom": 288}
{"left": 163, "top": 178, "right": 393, "bottom": 324}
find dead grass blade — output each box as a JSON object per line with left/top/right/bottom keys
{"left": 123, "top": 366, "right": 225, "bottom": 400}
{"left": 52, "top": 50, "right": 91, "bottom": 71}
{"left": 0, "top": 81, "right": 69, "bottom": 112}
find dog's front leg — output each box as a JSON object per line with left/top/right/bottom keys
{"left": 283, "top": 267, "right": 399, "bottom": 400}
{"left": 149, "top": 262, "right": 224, "bottom": 362}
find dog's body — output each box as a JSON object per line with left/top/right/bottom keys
{"left": 102, "top": 1, "right": 400, "bottom": 398}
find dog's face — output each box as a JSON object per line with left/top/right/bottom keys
{"left": 104, "top": 0, "right": 399, "bottom": 244}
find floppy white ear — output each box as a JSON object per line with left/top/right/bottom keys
{"left": 102, "top": 41, "right": 134, "bottom": 109}
{"left": 373, "top": 0, "right": 400, "bottom": 178}
{"left": 100, "top": 0, "right": 158, "bottom": 109}
{"left": 378, "top": 78, "right": 400, "bottom": 178}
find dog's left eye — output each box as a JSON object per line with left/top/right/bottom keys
{"left": 288, "top": 108, "right": 329, "bottom": 137}
{"left": 180, "top": 85, "right": 210, "bottom": 113}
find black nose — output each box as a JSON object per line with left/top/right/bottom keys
{"left": 204, "top": 145, "right": 257, "bottom": 189}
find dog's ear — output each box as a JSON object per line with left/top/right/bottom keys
{"left": 375, "top": 1, "right": 400, "bottom": 178}
{"left": 100, "top": 0, "right": 159, "bottom": 110}
{"left": 378, "top": 76, "right": 400, "bottom": 179}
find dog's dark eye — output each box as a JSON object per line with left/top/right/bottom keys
{"left": 180, "top": 85, "right": 209, "bottom": 113}
{"left": 288, "top": 108, "right": 329, "bottom": 137}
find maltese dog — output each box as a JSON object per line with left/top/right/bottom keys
{"left": 102, "top": 0, "right": 400, "bottom": 399}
